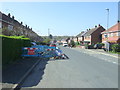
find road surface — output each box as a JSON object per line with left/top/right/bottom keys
{"left": 20, "top": 46, "right": 118, "bottom": 88}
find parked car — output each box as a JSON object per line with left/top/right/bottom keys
{"left": 94, "top": 44, "right": 103, "bottom": 49}
{"left": 63, "top": 42, "right": 68, "bottom": 47}
{"left": 49, "top": 43, "right": 56, "bottom": 47}
{"left": 31, "top": 42, "right": 37, "bottom": 45}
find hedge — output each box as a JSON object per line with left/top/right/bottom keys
{"left": 1, "top": 35, "right": 31, "bottom": 66}
{"left": 111, "top": 44, "right": 120, "bottom": 52}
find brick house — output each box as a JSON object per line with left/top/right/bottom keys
{"left": 83, "top": 24, "right": 105, "bottom": 45}
{"left": 101, "top": 21, "right": 120, "bottom": 44}
{"left": 76, "top": 31, "right": 87, "bottom": 44}
{"left": 0, "top": 11, "right": 43, "bottom": 42}
{"left": 73, "top": 36, "right": 78, "bottom": 43}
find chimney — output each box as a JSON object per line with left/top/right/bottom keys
{"left": 118, "top": 20, "right": 120, "bottom": 23}
{"left": 98, "top": 24, "right": 101, "bottom": 27}
{"left": 89, "top": 28, "right": 90, "bottom": 30}
{"left": 12, "top": 16, "right": 14, "bottom": 20}
{"left": 21, "top": 22, "right": 23, "bottom": 25}
{"left": 8, "top": 13, "right": 11, "bottom": 17}
{"left": 95, "top": 25, "right": 97, "bottom": 28}
{"left": 25, "top": 25, "right": 27, "bottom": 28}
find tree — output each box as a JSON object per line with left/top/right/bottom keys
{"left": 70, "top": 40, "right": 75, "bottom": 47}
{"left": 43, "top": 38, "right": 51, "bottom": 44}
{"left": 49, "top": 34, "right": 53, "bottom": 39}
{"left": 66, "top": 37, "right": 70, "bottom": 43}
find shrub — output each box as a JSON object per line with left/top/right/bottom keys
{"left": 1, "top": 35, "right": 31, "bottom": 67}
{"left": 75, "top": 41, "right": 80, "bottom": 46}
{"left": 85, "top": 44, "right": 94, "bottom": 49}
{"left": 97, "top": 43, "right": 105, "bottom": 46}
{"left": 70, "top": 40, "right": 75, "bottom": 47}
{"left": 111, "top": 44, "right": 120, "bottom": 52}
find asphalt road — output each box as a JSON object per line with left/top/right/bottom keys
{"left": 20, "top": 46, "right": 118, "bottom": 88}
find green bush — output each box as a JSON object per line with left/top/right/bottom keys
{"left": 111, "top": 44, "right": 120, "bottom": 52}
{"left": 96, "top": 42, "right": 105, "bottom": 46}
{"left": 1, "top": 35, "right": 31, "bottom": 66}
{"left": 70, "top": 40, "right": 75, "bottom": 47}
{"left": 85, "top": 44, "right": 94, "bottom": 49}
{"left": 75, "top": 41, "right": 80, "bottom": 46}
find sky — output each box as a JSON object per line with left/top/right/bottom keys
{"left": 1, "top": 2, "right": 119, "bottom": 36}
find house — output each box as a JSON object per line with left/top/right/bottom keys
{"left": 101, "top": 21, "right": 120, "bottom": 44}
{"left": 76, "top": 31, "right": 87, "bottom": 44}
{"left": 0, "top": 11, "right": 43, "bottom": 42}
{"left": 83, "top": 24, "right": 105, "bottom": 45}
{"left": 73, "top": 36, "right": 78, "bottom": 43}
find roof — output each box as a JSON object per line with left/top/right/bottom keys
{"left": 102, "top": 22, "right": 120, "bottom": 33}
{"left": 84, "top": 26, "right": 102, "bottom": 36}
{"left": 76, "top": 31, "right": 87, "bottom": 37}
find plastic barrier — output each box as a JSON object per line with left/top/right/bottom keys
{"left": 21, "top": 45, "right": 59, "bottom": 58}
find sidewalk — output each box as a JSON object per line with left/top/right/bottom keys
{"left": 75, "top": 47, "right": 119, "bottom": 59}
{"left": 2, "top": 57, "right": 42, "bottom": 89}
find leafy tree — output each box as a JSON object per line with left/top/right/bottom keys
{"left": 49, "top": 34, "right": 53, "bottom": 39}
{"left": 43, "top": 38, "right": 51, "bottom": 44}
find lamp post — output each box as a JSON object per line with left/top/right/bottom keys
{"left": 106, "top": 8, "right": 109, "bottom": 30}
{"left": 105, "top": 8, "right": 110, "bottom": 52}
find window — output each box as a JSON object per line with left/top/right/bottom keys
{"left": 111, "top": 33, "right": 113, "bottom": 37}
{"left": 117, "top": 32, "right": 120, "bottom": 36}
{"left": 104, "top": 34, "right": 107, "bottom": 38}
{"left": 8, "top": 25, "right": 13, "bottom": 30}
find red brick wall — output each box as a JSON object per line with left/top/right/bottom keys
{"left": 91, "top": 26, "right": 105, "bottom": 44}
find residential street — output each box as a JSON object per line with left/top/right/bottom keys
{"left": 19, "top": 46, "right": 118, "bottom": 88}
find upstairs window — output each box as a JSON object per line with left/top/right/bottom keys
{"left": 117, "top": 32, "right": 120, "bottom": 36}
{"left": 8, "top": 25, "right": 13, "bottom": 30}
{"left": 104, "top": 34, "right": 108, "bottom": 38}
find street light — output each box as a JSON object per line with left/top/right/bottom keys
{"left": 105, "top": 8, "right": 110, "bottom": 52}
{"left": 106, "top": 8, "right": 109, "bottom": 30}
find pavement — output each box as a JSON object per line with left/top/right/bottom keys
{"left": 75, "top": 47, "right": 119, "bottom": 58}
{"left": 72, "top": 47, "right": 119, "bottom": 65}
{"left": 2, "top": 57, "right": 43, "bottom": 89}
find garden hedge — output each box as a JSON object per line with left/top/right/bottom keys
{"left": 111, "top": 44, "right": 120, "bottom": 52}
{"left": 1, "top": 35, "right": 31, "bottom": 66}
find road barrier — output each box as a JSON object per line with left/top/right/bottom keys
{"left": 22, "top": 45, "right": 69, "bottom": 59}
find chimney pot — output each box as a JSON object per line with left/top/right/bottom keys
{"left": 8, "top": 13, "right": 11, "bottom": 17}
{"left": 118, "top": 20, "right": 120, "bottom": 23}
{"left": 21, "top": 22, "right": 23, "bottom": 25}
{"left": 98, "top": 24, "right": 101, "bottom": 26}
{"left": 12, "top": 16, "right": 14, "bottom": 20}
